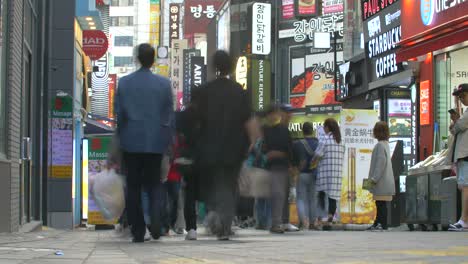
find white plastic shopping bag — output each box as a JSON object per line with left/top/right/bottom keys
{"left": 91, "top": 169, "right": 125, "bottom": 221}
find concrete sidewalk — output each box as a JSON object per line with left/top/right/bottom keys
{"left": 0, "top": 227, "right": 467, "bottom": 263}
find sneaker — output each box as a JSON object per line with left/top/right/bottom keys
{"left": 270, "top": 225, "right": 285, "bottom": 234}
{"left": 282, "top": 223, "right": 299, "bottom": 232}
{"left": 370, "top": 224, "right": 384, "bottom": 232}
{"left": 144, "top": 229, "right": 151, "bottom": 241}
{"left": 173, "top": 227, "right": 184, "bottom": 235}
{"left": 185, "top": 229, "right": 197, "bottom": 240}
{"left": 448, "top": 220, "right": 468, "bottom": 231}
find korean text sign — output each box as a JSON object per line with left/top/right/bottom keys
{"left": 169, "top": 4, "right": 180, "bottom": 46}
{"left": 252, "top": 3, "right": 271, "bottom": 55}
{"left": 184, "top": 0, "right": 222, "bottom": 36}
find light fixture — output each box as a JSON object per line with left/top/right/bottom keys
{"left": 88, "top": 22, "right": 95, "bottom": 26}
{"left": 90, "top": 26, "right": 96, "bottom": 30}
{"left": 85, "top": 17, "right": 93, "bottom": 21}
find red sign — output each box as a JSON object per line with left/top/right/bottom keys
{"left": 184, "top": 0, "right": 223, "bottom": 36}
{"left": 83, "top": 30, "right": 108, "bottom": 61}
{"left": 108, "top": 74, "right": 117, "bottom": 119}
{"left": 282, "top": 0, "right": 295, "bottom": 19}
{"left": 420, "top": 80, "right": 430, "bottom": 126}
{"left": 401, "top": 0, "right": 468, "bottom": 43}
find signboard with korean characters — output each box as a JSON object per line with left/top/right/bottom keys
{"left": 184, "top": 0, "right": 223, "bottom": 36}
{"left": 363, "top": 0, "right": 404, "bottom": 82}
{"left": 251, "top": 3, "right": 271, "bottom": 55}
{"left": 340, "top": 109, "right": 380, "bottom": 224}
{"left": 278, "top": 13, "right": 344, "bottom": 43}
{"left": 171, "top": 39, "right": 188, "bottom": 111}
{"left": 169, "top": 4, "right": 180, "bottom": 47}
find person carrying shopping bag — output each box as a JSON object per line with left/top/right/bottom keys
{"left": 365, "top": 121, "right": 395, "bottom": 231}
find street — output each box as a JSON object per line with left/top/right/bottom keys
{"left": 0, "top": 228, "right": 467, "bottom": 264}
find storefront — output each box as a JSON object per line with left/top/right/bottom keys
{"left": 397, "top": 0, "right": 468, "bottom": 160}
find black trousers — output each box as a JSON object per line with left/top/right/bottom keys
{"left": 123, "top": 152, "right": 163, "bottom": 239}
{"left": 184, "top": 169, "right": 198, "bottom": 231}
{"left": 375, "top": 201, "right": 388, "bottom": 229}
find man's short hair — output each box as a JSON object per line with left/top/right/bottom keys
{"left": 302, "top": 122, "right": 314, "bottom": 136}
{"left": 137, "top": 43, "right": 155, "bottom": 68}
{"left": 213, "top": 50, "right": 233, "bottom": 76}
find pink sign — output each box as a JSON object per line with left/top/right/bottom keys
{"left": 282, "top": 0, "right": 294, "bottom": 19}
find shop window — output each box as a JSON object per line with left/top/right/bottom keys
{"left": 110, "top": 16, "right": 133, "bottom": 27}
{"left": 0, "top": 0, "right": 6, "bottom": 158}
{"left": 114, "top": 36, "right": 133, "bottom": 47}
{"left": 114, "top": 56, "right": 133, "bottom": 67}
{"left": 111, "top": 0, "right": 134, "bottom": 6}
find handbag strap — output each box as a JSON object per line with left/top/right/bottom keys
{"left": 300, "top": 139, "right": 315, "bottom": 157}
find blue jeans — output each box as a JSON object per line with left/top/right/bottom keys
{"left": 141, "top": 183, "right": 165, "bottom": 226}
{"left": 296, "top": 172, "right": 317, "bottom": 224}
{"left": 255, "top": 198, "right": 272, "bottom": 229}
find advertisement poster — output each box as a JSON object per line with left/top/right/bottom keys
{"left": 171, "top": 39, "right": 187, "bottom": 110}
{"left": 289, "top": 44, "right": 343, "bottom": 108}
{"left": 87, "top": 136, "right": 116, "bottom": 225}
{"left": 388, "top": 98, "right": 411, "bottom": 117}
{"left": 322, "top": 0, "right": 344, "bottom": 15}
{"left": 282, "top": 0, "right": 295, "bottom": 20}
{"left": 288, "top": 104, "right": 341, "bottom": 139}
{"left": 340, "top": 109, "right": 379, "bottom": 224}
{"left": 51, "top": 96, "right": 73, "bottom": 179}
{"left": 295, "top": 0, "right": 318, "bottom": 17}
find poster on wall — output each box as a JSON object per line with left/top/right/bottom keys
{"left": 295, "top": 0, "right": 319, "bottom": 17}
{"left": 282, "top": 0, "right": 295, "bottom": 20}
{"left": 86, "top": 136, "right": 117, "bottom": 225}
{"left": 289, "top": 44, "right": 343, "bottom": 108}
{"left": 288, "top": 104, "right": 341, "bottom": 139}
{"left": 171, "top": 39, "right": 188, "bottom": 110}
{"left": 51, "top": 96, "right": 73, "bottom": 179}
{"left": 340, "top": 109, "right": 380, "bottom": 224}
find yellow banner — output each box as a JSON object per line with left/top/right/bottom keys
{"left": 51, "top": 166, "right": 73, "bottom": 178}
{"left": 149, "top": 3, "right": 160, "bottom": 48}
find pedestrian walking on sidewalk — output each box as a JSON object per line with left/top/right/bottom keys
{"left": 294, "top": 122, "right": 319, "bottom": 230}
{"left": 114, "top": 43, "right": 174, "bottom": 243}
{"left": 316, "top": 118, "right": 345, "bottom": 230}
{"left": 190, "top": 50, "right": 251, "bottom": 240}
{"left": 366, "top": 121, "right": 395, "bottom": 231}
{"left": 448, "top": 83, "right": 468, "bottom": 231}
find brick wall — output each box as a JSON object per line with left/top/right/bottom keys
{"left": 6, "top": 0, "right": 25, "bottom": 232}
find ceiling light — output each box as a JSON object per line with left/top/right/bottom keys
{"left": 85, "top": 17, "right": 93, "bottom": 21}
{"left": 88, "top": 22, "right": 95, "bottom": 26}
{"left": 90, "top": 26, "right": 96, "bottom": 30}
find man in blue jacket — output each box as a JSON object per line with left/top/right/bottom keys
{"left": 115, "top": 43, "right": 174, "bottom": 242}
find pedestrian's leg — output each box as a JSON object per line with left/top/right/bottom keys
{"left": 168, "top": 182, "right": 181, "bottom": 229}
{"left": 308, "top": 173, "right": 317, "bottom": 227}
{"left": 328, "top": 198, "right": 337, "bottom": 221}
{"left": 296, "top": 173, "right": 308, "bottom": 227}
{"left": 216, "top": 166, "right": 238, "bottom": 239}
{"left": 142, "top": 153, "right": 163, "bottom": 240}
{"left": 123, "top": 153, "right": 146, "bottom": 241}
{"left": 373, "top": 200, "right": 381, "bottom": 227}
{"left": 377, "top": 201, "right": 388, "bottom": 229}
{"left": 282, "top": 174, "right": 291, "bottom": 225}
{"left": 184, "top": 180, "right": 197, "bottom": 232}
{"left": 270, "top": 169, "right": 288, "bottom": 232}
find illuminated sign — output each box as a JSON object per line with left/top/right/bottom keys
{"left": 252, "top": 3, "right": 271, "bottom": 55}
{"left": 420, "top": 80, "right": 430, "bottom": 125}
{"left": 236, "top": 56, "right": 248, "bottom": 90}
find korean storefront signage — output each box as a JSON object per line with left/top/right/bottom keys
{"left": 184, "top": 0, "right": 222, "bottom": 36}
{"left": 50, "top": 96, "right": 73, "bottom": 179}
{"left": 149, "top": 0, "right": 160, "bottom": 48}
{"left": 169, "top": 4, "right": 180, "bottom": 46}
{"left": 295, "top": 0, "right": 319, "bottom": 17}
{"left": 82, "top": 30, "right": 108, "bottom": 60}
{"left": 183, "top": 49, "right": 201, "bottom": 107}
{"left": 251, "top": 3, "right": 271, "bottom": 55}
{"left": 190, "top": 56, "right": 206, "bottom": 92}
{"left": 420, "top": 80, "right": 430, "bottom": 125}
{"left": 340, "top": 109, "right": 380, "bottom": 224}
{"left": 363, "top": 0, "right": 403, "bottom": 81}
{"left": 87, "top": 136, "right": 117, "bottom": 225}
{"left": 171, "top": 39, "right": 187, "bottom": 110}
{"left": 288, "top": 104, "right": 341, "bottom": 139}
{"left": 236, "top": 56, "right": 248, "bottom": 90}
{"left": 282, "top": 0, "right": 295, "bottom": 20}
{"left": 251, "top": 59, "right": 271, "bottom": 112}
{"left": 361, "top": 0, "right": 400, "bottom": 21}
{"left": 322, "top": 0, "right": 344, "bottom": 15}
{"left": 108, "top": 74, "right": 117, "bottom": 119}
{"left": 292, "top": 13, "right": 344, "bottom": 42}
{"left": 289, "top": 44, "right": 343, "bottom": 108}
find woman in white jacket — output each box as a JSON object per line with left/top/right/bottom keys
{"left": 366, "top": 121, "right": 395, "bottom": 231}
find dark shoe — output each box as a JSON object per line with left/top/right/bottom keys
{"left": 366, "top": 223, "right": 378, "bottom": 231}
{"left": 270, "top": 226, "right": 284, "bottom": 234}
{"left": 132, "top": 237, "right": 144, "bottom": 243}
{"left": 322, "top": 225, "right": 332, "bottom": 231}
{"left": 217, "top": 235, "right": 230, "bottom": 241}
{"left": 309, "top": 224, "right": 321, "bottom": 230}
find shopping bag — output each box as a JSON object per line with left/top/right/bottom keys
{"left": 238, "top": 161, "right": 271, "bottom": 198}
{"left": 91, "top": 168, "right": 125, "bottom": 221}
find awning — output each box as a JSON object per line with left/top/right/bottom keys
{"left": 397, "top": 25, "right": 468, "bottom": 63}
{"left": 368, "top": 69, "right": 414, "bottom": 91}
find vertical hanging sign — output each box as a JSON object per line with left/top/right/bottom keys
{"left": 50, "top": 96, "right": 73, "bottom": 179}
{"left": 108, "top": 74, "right": 117, "bottom": 119}
{"left": 190, "top": 56, "right": 206, "bottom": 95}
{"left": 251, "top": 59, "right": 271, "bottom": 112}
{"left": 169, "top": 4, "right": 180, "bottom": 47}
{"left": 171, "top": 39, "right": 188, "bottom": 110}
{"left": 183, "top": 49, "right": 201, "bottom": 107}
{"left": 149, "top": 0, "right": 161, "bottom": 48}
{"left": 420, "top": 80, "right": 430, "bottom": 126}
{"left": 251, "top": 3, "right": 271, "bottom": 55}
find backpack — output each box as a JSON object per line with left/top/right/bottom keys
{"left": 300, "top": 138, "right": 319, "bottom": 171}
